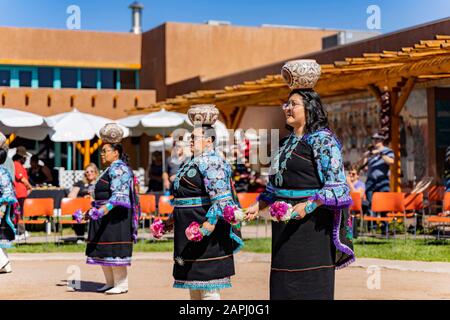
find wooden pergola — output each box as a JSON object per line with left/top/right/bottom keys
{"left": 131, "top": 35, "right": 450, "bottom": 191}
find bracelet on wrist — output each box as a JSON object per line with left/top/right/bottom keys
{"left": 200, "top": 227, "right": 211, "bottom": 237}
{"left": 305, "top": 201, "right": 318, "bottom": 215}
{"left": 105, "top": 203, "right": 113, "bottom": 212}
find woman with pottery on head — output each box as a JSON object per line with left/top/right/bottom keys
{"left": 78, "top": 123, "right": 140, "bottom": 295}
{"left": 246, "top": 60, "right": 355, "bottom": 300}
{"left": 154, "top": 104, "right": 243, "bottom": 300}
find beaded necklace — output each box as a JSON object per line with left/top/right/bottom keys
{"left": 271, "top": 133, "right": 303, "bottom": 186}
{"left": 173, "top": 157, "right": 196, "bottom": 190}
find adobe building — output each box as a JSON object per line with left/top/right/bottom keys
{"left": 0, "top": 2, "right": 376, "bottom": 170}
{"left": 139, "top": 17, "right": 450, "bottom": 190}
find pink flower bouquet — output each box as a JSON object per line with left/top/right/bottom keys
{"left": 223, "top": 205, "right": 246, "bottom": 226}
{"left": 185, "top": 221, "right": 204, "bottom": 242}
{"left": 269, "top": 201, "right": 294, "bottom": 222}
{"left": 150, "top": 219, "right": 165, "bottom": 239}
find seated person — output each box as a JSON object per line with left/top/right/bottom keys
{"left": 346, "top": 164, "right": 366, "bottom": 197}
{"left": 68, "top": 163, "right": 99, "bottom": 243}
{"left": 28, "top": 155, "right": 53, "bottom": 186}
{"left": 346, "top": 164, "right": 367, "bottom": 238}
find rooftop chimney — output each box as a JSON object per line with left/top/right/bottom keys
{"left": 129, "top": 1, "right": 144, "bottom": 34}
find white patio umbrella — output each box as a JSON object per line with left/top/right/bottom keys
{"left": 118, "top": 108, "right": 193, "bottom": 192}
{"left": 46, "top": 108, "right": 129, "bottom": 142}
{"left": 149, "top": 137, "right": 174, "bottom": 153}
{"left": 45, "top": 109, "right": 129, "bottom": 170}
{"left": 118, "top": 108, "right": 191, "bottom": 137}
{"left": 0, "top": 108, "right": 49, "bottom": 140}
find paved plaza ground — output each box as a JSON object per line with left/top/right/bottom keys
{"left": 1, "top": 252, "right": 450, "bottom": 300}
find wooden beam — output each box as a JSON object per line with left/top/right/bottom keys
{"left": 132, "top": 40, "right": 450, "bottom": 115}
{"left": 315, "top": 55, "right": 450, "bottom": 95}
{"left": 231, "top": 107, "right": 247, "bottom": 130}
{"left": 367, "top": 84, "right": 382, "bottom": 104}
{"left": 394, "top": 77, "right": 416, "bottom": 116}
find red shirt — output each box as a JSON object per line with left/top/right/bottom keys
{"left": 14, "top": 161, "right": 29, "bottom": 199}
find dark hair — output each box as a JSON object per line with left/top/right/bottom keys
{"left": 349, "top": 163, "right": 361, "bottom": 174}
{"left": 0, "top": 149, "right": 7, "bottom": 165}
{"left": 30, "top": 155, "right": 39, "bottom": 163}
{"left": 12, "top": 154, "right": 24, "bottom": 162}
{"left": 287, "top": 89, "right": 329, "bottom": 135}
{"left": 202, "top": 126, "right": 217, "bottom": 143}
{"left": 109, "top": 143, "right": 130, "bottom": 165}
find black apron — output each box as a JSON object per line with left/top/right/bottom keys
{"left": 172, "top": 163, "right": 239, "bottom": 284}
{"left": 270, "top": 138, "right": 336, "bottom": 300}
{"left": 85, "top": 169, "right": 133, "bottom": 262}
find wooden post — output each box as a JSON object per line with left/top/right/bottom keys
{"left": 389, "top": 77, "right": 416, "bottom": 192}
{"left": 390, "top": 92, "right": 402, "bottom": 192}
{"left": 6, "top": 133, "right": 16, "bottom": 145}
{"left": 83, "top": 140, "right": 91, "bottom": 168}
{"left": 426, "top": 88, "right": 437, "bottom": 179}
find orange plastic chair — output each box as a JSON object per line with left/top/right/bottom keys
{"left": 372, "top": 192, "right": 406, "bottom": 213}
{"left": 387, "top": 192, "right": 422, "bottom": 217}
{"left": 349, "top": 192, "right": 363, "bottom": 216}
{"left": 140, "top": 194, "right": 157, "bottom": 220}
{"left": 427, "top": 192, "right": 450, "bottom": 239}
{"left": 349, "top": 192, "right": 364, "bottom": 238}
{"left": 364, "top": 192, "right": 404, "bottom": 238}
{"left": 399, "top": 193, "right": 424, "bottom": 236}
{"left": 59, "top": 198, "right": 92, "bottom": 225}
{"left": 428, "top": 186, "right": 445, "bottom": 202}
{"left": 18, "top": 198, "right": 54, "bottom": 241}
{"left": 443, "top": 192, "right": 450, "bottom": 213}
{"left": 237, "top": 193, "right": 259, "bottom": 209}
{"left": 404, "top": 193, "right": 424, "bottom": 212}
{"left": 158, "top": 195, "right": 174, "bottom": 221}
{"left": 427, "top": 186, "right": 445, "bottom": 215}
{"left": 19, "top": 198, "right": 54, "bottom": 225}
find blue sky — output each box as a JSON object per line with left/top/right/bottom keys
{"left": 0, "top": 0, "right": 449, "bottom": 33}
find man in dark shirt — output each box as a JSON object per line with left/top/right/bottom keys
{"left": 163, "top": 141, "right": 187, "bottom": 192}
{"left": 363, "top": 133, "right": 395, "bottom": 230}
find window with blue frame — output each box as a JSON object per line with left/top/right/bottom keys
{"left": 81, "top": 69, "right": 97, "bottom": 89}
{"left": 61, "top": 68, "right": 78, "bottom": 88}
{"left": 101, "top": 70, "right": 116, "bottom": 89}
{"left": 0, "top": 67, "right": 138, "bottom": 89}
{"left": 0, "top": 70, "right": 10, "bottom": 87}
{"left": 19, "top": 70, "right": 32, "bottom": 87}
{"left": 38, "top": 68, "right": 54, "bottom": 88}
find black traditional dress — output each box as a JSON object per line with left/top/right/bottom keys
{"left": 86, "top": 160, "right": 140, "bottom": 266}
{"left": 259, "top": 128, "right": 354, "bottom": 300}
{"left": 0, "top": 166, "right": 18, "bottom": 249}
{"left": 171, "top": 150, "right": 243, "bottom": 290}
